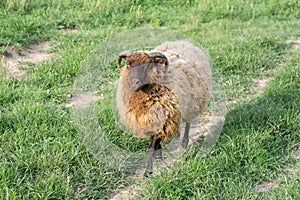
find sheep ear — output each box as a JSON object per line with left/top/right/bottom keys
{"left": 117, "top": 51, "right": 132, "bottom": 70}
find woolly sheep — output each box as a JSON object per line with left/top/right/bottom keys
{"left": 115, "top": 41, "right": 212, "bottom": 176}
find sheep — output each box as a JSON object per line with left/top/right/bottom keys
{"left": 115, "top": 41, "right": 212, "bottom": 176}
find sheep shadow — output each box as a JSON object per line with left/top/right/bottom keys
{"left": 225, "top": 87, "right": 299, "bottom": 143}
{"left": 212, "top": 86, "right": 300, "bottom": 186}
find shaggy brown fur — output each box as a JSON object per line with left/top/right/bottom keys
{"left": 127, "top": 83, "right": 181, "bottom": 142}
{"left": 116, "top": 52, "right": 180, "bottom": 141}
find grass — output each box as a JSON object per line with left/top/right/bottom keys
{"left": 0, "top": 0, "right": 300, "bottom": 199}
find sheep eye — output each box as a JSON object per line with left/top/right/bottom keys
{"left": 154, "top": 58, "right": 165, "bottom": 65}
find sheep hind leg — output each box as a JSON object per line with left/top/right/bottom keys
{"left": 144, "top": 135, "right": 161, "bottom": 177}
{"left": 182, "top": 122, "right": 190, "bottom": 148}
{"left": 176, "top": 131, "right": 180, "bottom": 138}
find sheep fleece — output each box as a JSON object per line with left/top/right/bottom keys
{"left": 116, "top": 41, "right": 212, "bottom": 142}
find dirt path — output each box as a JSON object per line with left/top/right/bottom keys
{"left": 1, "top": 42, "right": 54, "bottom": 79}
{"left": 108, "top": 116, "right": 219, "bottom": 200}
{"left": 285, "top": 36, "right": 300, "bottom": 50}
{"left": 109, "top": 179, "right": 142, "bottom": 200}
{"left": 65, "top": 91, "right": 103, "bottom": 108}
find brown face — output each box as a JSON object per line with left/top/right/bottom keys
{"left": 128, "top": 62, "right": 152, "bottom": 91}
{"left": 117, "top": 51, "right": 169, "bottom": 92}
{"left": 125, "top": 52, "right": 152, "bottom": 91}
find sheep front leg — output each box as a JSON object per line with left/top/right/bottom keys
{"left": 182, "top": 122, "right": 190, "bottom": 148}
{"left": 144, "top": 135, "right": 161, "bottom": 177}
{"left": 154, "top": 138, "right": 163, "bottom": 161}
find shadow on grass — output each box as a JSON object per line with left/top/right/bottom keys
{"left": 225, "top": 87, "right": 299, "bottom": 145}
{"left": 206, "top": 86, "right": 300, "bottom": 196}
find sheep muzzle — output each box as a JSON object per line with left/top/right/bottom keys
{"left": 128, "top": 63, "right": 152, "bottom": 92}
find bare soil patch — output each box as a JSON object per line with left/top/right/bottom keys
{"left": 65, "top": 91, "right": 103, "bottom": 108}
{"left": 109, "top": 182, "right": 141, "bottom": 200}
{"left": 256, "top": 150, "right": 300, "bottom": 193}
{"left": 256, "top": 181, "right": 279, "bottom": 193}
{"left": 294, "top": 150, "right": 300, "bottom": 160}
{"left": 1, "top": 42, "right": 54, "bottom": 79}
{"left": 251, "top": 77, "right": 272, "bottom": 96}
{"left": 59, "top": 28, "right": 79, "bottom": 34}
{"left": 285, "top": 36, "right": 300, "bottom": 50}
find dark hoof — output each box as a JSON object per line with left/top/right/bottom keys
{"left": 144, "top": 171, "right": 153, "bottom": 178}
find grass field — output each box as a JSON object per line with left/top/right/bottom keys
{"left": 1, "top": 0, "right": 300, "bottom": 199}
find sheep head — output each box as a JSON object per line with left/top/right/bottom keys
{"left": 117, "top": 51, "right": 169, "bottom": 92}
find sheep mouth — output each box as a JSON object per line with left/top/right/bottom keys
{"left": 132, "top": 84, "right": 148, "bottom": 92}
{"left": 132, "top": 83, "right": 161, "bottom": 92}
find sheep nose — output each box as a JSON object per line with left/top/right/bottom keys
{"left": 131, "top": 78, "right": 143, "bottom": 91}
{"left": 131, "top": 78, "right": 142, "bottom": 86}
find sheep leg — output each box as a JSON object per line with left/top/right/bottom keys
{"left": 144, "top": 135, "right": 161, "bottom": 177}
{"left": 154, "top": 138, "right": 163, "bottom": 161}
{"left": 182, "top": 122, "right": 190, "bottom": 148}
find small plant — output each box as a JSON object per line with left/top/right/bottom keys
{"left": 0, "top": 47, "right": 11, "bottom": 57}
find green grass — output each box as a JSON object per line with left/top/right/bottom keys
{"left": 1, "top": 0, "right": 300, "bottom": 199}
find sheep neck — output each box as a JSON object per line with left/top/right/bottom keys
{"left": 127, "top": 83, "right": 181, "bottom": 142}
